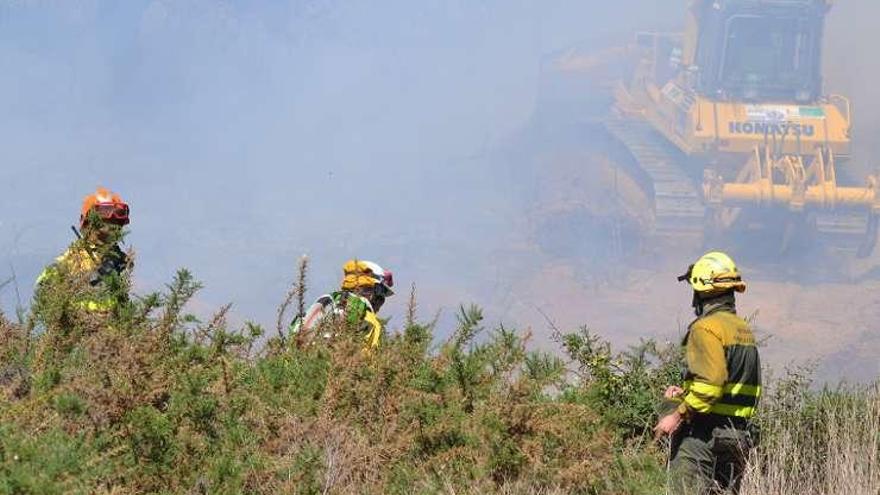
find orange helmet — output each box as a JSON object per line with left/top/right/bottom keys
{"left": 80, "top": 187, "right": 130, "bottom": 228}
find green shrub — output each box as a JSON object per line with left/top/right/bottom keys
{"left": 6, "top": 262, "right": 874, "bottom": 494}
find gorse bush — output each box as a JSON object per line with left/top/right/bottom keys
{"left": 559, "top": 328, "right": 683, "bottom": 440}
{"left": 1, "top": 264, "right": 877, "bottom": 494}
{"left": 0, "top": 267, "right": 672, "bottom": 494}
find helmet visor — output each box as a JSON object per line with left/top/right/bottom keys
{"left": 91, "top": 203, "right": 130, "bottom": 226}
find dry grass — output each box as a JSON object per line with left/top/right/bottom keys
{"left": 741, "top": 378, "right": 880, "bottom": 495}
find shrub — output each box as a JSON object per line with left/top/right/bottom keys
{"left": 0, "top": 268, "right": 639, "bottom": 494}
{"left": 3, "top": 262, "right": 875, "bottom": 494}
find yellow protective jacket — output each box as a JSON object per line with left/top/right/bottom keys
{"left": 36, "top": 241, "right": 129, "bottom": 312}
{"left": 677, "top": 302, "right": 762, "bottom": 420}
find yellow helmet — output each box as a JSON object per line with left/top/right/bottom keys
{"left": 678, "top": 251, "right": 746, "bottom": 294}
{"left": 340, "top": 260, "right": 395, "bottom": 295}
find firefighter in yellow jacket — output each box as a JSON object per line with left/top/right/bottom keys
{"left": 35, "top": 187, "right": 132, "bottom": 315}
{"left": 654, "top": 251, "right": 761, "bottom": 494}
{"left": 290, "top": 260, "right": 394, "bottom": 350}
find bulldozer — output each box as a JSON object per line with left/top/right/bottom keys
{"left": 530, "top": 0, "right": 879, "bottom": 262}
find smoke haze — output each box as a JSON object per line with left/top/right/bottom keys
{"left": 1, "top": 1, "right": 878, "bottom": 381}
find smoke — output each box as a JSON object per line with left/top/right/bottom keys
{"left": 0, "top": 0, "right": 673, "bottom": 317}
{"left": 1, "top": 1, "right": 878, "bottom": 380}
{"left": 825, "top": 0, "right": 880, "bottom": 162}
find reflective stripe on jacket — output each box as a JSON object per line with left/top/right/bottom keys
{"left": 679, "top": 309, "right": 761, "bottom": 419}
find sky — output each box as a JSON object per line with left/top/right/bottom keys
{"left": 1, "top": 1, "right": 878, "bottom": 379}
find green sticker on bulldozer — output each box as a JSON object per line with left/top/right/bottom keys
{"left": 798, "top": 107, "right": 825, "bottom": 118}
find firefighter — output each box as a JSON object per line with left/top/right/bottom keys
{"left": 653, "top": 251, "right": 761, "bottom": 494}
{"left": 290, "top": 259, "right": 394, "bottom": 349}
{"left": 35, "top": 187, "right": 132, "bottom": 314}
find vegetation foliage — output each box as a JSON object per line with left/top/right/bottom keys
{"left": 0, "top": 263, "right": 877, "bottom": 494}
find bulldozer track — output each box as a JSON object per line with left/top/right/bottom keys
{"left": 816, "top": 211, "right": 876, "bottom": 257}
{"left": 604, "top": 118, "right": 705, "bottom": 244}
{"left": 603, "top": 118, "right": 877, "bottom": 257}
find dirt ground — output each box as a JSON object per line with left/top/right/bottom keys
{"left": 493, "top": 253, "right": 880, "bottom": 384}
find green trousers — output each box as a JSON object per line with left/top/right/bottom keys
{"left": 668, "top": 418, "right": 755, "bottom": 494}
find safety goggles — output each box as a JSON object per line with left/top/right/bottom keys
{"left": 91, "top": 203, "right": 130, "bottom": 225}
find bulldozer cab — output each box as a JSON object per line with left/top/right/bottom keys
{"left": 689, "top": 0, "right": 829, "bottom": 103}
{"left": 530, "top": 0, "right": 877, "bottom": 261}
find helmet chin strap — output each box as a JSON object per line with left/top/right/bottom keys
{"left": 692, "top": 291, "right": 704, "bottom": 317}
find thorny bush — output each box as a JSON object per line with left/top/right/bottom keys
{"left": 0, "top": 266, "right": 674, "bottom": 495}
{"left": 3, "top": 263, "right": 873, "bottom": 494}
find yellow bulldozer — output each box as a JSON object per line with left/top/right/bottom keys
{"left": 533, "top": 0, "right": 878, "bottom": 261}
